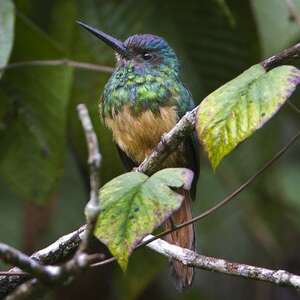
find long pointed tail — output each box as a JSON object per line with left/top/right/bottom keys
{"left": 164, "top": 189, "right": 195, "bottom": 290}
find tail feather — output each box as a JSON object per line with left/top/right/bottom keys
{"left": 164, "top": 189, "right": 195, "bottom": 290}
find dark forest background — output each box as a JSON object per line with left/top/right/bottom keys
{"left": 1, "top": 0, "right": 300, "bottom": 299}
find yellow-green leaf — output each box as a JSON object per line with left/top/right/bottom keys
{"left": 94, "top": 168, "right": 193, "bottom": 271}
{"left": 197, "top": 64, "right": 300, "bottom": 169}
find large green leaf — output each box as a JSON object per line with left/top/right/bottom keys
{"left": 0, "top": 14, "right": 73, "bottom": 202}
{"left": 94, "top": 168, "right": 193, "bottom": 270}
{"left": 196, "top": 64, "right": 300, "bottom": 169}
{"left": 0, "top": 0, "right": 15, "bottom": 79}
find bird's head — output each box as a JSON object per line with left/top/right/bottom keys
{"left": 77, "top": 21, "right": 179, "bottom": 75}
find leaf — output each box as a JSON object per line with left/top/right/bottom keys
{"left": 196, "top": 64, "right": 300, "bottom": 169}
{"left": 0, "top": 0, "right": 15, "bottom": 79}
{"left": 94, "top": 168, "right": 193, "bottom": 271}
{"left": 0, "top": 14, "right": 73, "bottom": 202}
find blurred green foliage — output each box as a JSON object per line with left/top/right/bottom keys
{"left": 0, "top": 1, "right": 300, "bottom": 300}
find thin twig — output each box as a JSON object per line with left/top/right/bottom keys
{"left": 0, "top": 272, "right": 28, "bottom": 277}
{"left": 0, "top": 59, "right": 114, "bottom": 73}
{"left": 261, "top": 43, "right": 300, "bottom": 70}
{"left": 75, "top": 104, "right": 101, "bottom": 254}
{"left": 91, "top": 257, "right": 116, "bottom": 268}
{"left": 0, "top": 244, "right": 61, "bottom": 284}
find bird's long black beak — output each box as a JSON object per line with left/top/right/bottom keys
{"left": 77, "top": 21, "right": 128, "bottom": 58}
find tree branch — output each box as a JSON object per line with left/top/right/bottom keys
{"left": 3, "top": 228, "right": 300, "bottom": 296}
{"left": 143, "top": 235, "right": 300, "bottom": 290}
{"left": 0, "top": 244, "right": 61, "bottom": 284}
{"left": 73, "top": 104, "right": 101, "bottom": 255}
{"left": 0, "top": 227, "right": 85, "bottom": 298}
{"left": 261, "top": 43, "right": 300, "bottom": 70}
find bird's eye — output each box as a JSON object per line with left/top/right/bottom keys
{"left": 142, "top": 52, "right": 152, "bottom": 60}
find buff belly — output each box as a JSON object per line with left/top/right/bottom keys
{"left": 105, "top": 105, "right": 184, "bottom": 166}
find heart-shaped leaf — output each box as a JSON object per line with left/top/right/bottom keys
{"left": 0, "top": 0, "right": 15, "bottom": 79}
{"left": 94, "top": 168, "right": 194, "bottom": 271}
{"left": 196, "top": 64, "right": 300, "bottom": 169}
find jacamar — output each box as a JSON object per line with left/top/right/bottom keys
{"left": 78, "top": 21, "right": 199, "bottom": 290}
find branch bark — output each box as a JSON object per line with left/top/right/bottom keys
{"left": 3, "top": 228, "right": 300, "bottom": 297}
{"left": 0, "top": 227, "right": 85, "bottom": 298}
{"left": 0, "top": 244, "right": 61, "bottom": 284}
{"left": 74, "top": 104, "right": 101, "bottom": 255}
{"left": 143, "top": 236, "right": 300, "bottom": 290}
{"left": 261, "top": 43, "right": 300, "bottom": 70}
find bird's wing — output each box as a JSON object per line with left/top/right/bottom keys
{"left": 184, "top": 132, "right": 200, "bottom": 200}
{"left": 177, "top": 82, "right": 200, "bottom": 199}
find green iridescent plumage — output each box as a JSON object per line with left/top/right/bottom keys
{"left": 101, "top": 34, "right": 194, "bottom": 118}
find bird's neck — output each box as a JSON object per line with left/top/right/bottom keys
{"left": 101, "top": 65, "right": 179, "bottom": 118}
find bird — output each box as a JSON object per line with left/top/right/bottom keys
{"left": 78, "top": 21, "right": 199, "bottom": 290}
